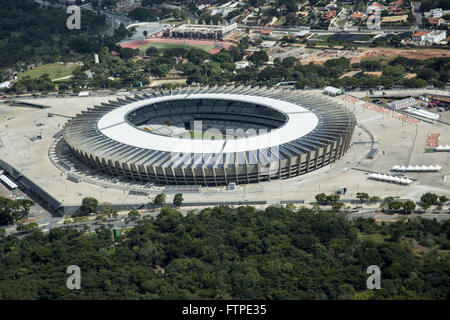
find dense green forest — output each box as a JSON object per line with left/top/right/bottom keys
{"left": 0, "top": 0, "right": 107, "bottom": 68}
{"left": 0, "top": 205, "right": 448, "bottom": 299}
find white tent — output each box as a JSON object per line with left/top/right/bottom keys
{"left": 435, "top": 145, "right": 450, "bottom": 152}
{"left": 391, "top": 164, "right": 442, "bottom": 172}
{"left": 368, "top": 172, "right": 413, "bottom": 185}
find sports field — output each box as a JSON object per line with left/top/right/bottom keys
{"left": 120, "top": 38, "right": 235, "bottom": 54}
{"left": 138, "top": 42, "right": 214, "bottom": 54}
{"left": 18, "top": 63, "right": 77, "bottom": 80}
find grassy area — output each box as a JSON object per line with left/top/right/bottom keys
{"left": 309, "top": 34, "right": 331, "bottom": 41}
{"left": 18, "top": 63, "right": 77, "bottom": 80}
{"left": 139, "top": 42, "right": 214, "bottom": 54}
{"left": 273, "top": 16, "right": 286, "bottom": 26}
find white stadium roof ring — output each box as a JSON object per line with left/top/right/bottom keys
{"left": 63, "top": 86, "right": 356, "bottom": 186}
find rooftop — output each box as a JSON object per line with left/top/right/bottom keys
{"left": 97, "top": 93, "right": 319, "bottom": 154}
{"left": 412, "top": 31, "right": 429, "bottom": 37}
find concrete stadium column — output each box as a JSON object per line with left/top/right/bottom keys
{"left": 336, "top": 137, "right": 345, "bottom": 159}
{"left": 288, "top": 157, "right": 292, "bottom": 178}
{"left": 223, "top": 165, "right": 229, "bottom": 185}
{"left": 181, "top": 167, "right": 188, "bottom": 185}
{"left": 297, "top": 153, "right": 302, "bottom": 175}
{"left": 305, "top": 151, "right": 311, "bottom": 173}
{"left": 321, "top": 144, "right": 329, "bottom": 168}
{"left": 278, "top": 160, "right": 282, "bottom": 180}
{"left": 201, "top": 167, "right": 207, "bottom": 186}
{"left": 190, "top": 168, "right": 198, "bottom": 185}
{"left": 212, "top": 167, "right": 218, "bottom": 186}
{"left": 234, "top": 154, "right": 239, "bottom": 184}
{"left": 313, "top": 149, "right": 320, "bottom": 170}
{"left": 162, "top": 167, "right": 169, "bottom": 185}
{"left": 330, "top": 141, "right": 338, "bottom": 164}
{"left": 169, "top": 167, "right": 177, "bottom": 185}
{"left": 148, "top": 165, "right": 160, "bottom": 185}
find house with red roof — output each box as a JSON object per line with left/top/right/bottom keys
{"left": 412, "top": 31, "right": 429, "bottom": 41}
{"left": 321, "top": 10, "right": 336, "bottom": 21}
{"left": 350, "top": 12, "right": 366, "bottom": 21}
{"left": 428, "top": 17, "right": 444, "bottom": 26}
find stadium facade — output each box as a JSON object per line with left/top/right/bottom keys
{"left": 63, "top": 86, "right": 356, "bottom": 186}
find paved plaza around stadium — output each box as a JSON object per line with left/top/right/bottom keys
{"left": 0, "top": 90, "right": 449, "bottom": 208}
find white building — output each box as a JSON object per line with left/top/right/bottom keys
{"left": 260, "top": 40, "right": 277, "bottom": 49}
{"left": 387, "top": 97, "right": 417, "bottom": 110}
{"left": 324, "top": 86, "right": 343, "bottom": 96}
{"left": 424, "top": 8, "right": 446, "bottom": 18}
{"left": 235, "top": 61, "right": 250, "bottom": 69}
{"left": 211, "top": 1, "right": 240, "bottom": 17}
{"left": 422, "top": 30, "right": 447, "bottom": 45}
{"left": 0, "top": 81, "right": 11, "bottom": 89}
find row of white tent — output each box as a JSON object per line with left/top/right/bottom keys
{"left": 392, "top": 164, "right": 442, "bottom": 172}
{"left": 435, "top": 145, "right": 450, "bottom": 152}
{"left": 368, "top": 173, "right": 413, "bottom": 185}
{"left": 0, "top": 174, "right": 18, "bottom": 189}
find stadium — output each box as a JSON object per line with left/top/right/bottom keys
{"left": 62, "top": 86, "right": 356, "bottom": 186}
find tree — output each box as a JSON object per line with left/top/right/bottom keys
{"left": 356, "top": 192, "right": 370, "bottom": 204}
{"left": 1, "top": 196, "right": 34, "bottom": 226}
{"left": 0, "top": 227, "right": 5, "bottom": 238}
{"left": 401, "top": 200, "right": 416, "bottom": 214}
{"left": 154, "top": 194, "right": 166, "bottom": 208}
{"left": 315, "top": 193, "right": 328, "bottom": 205}
{"left": 419, "top": 202, "right": 430, "bottom": 212}
{"left": 146, "top": 46, "right": 160, "bottom": 57}
{"left": 388, "top": 201, "right": 403, "bottom": 212}
{"left": 438, "top": 196, "right": 448, "bottom": 204}
{"left": 173, "top": 193, "right": 184, "bottom": 208}
{"left": 281, "top": 57, "right": 298, "bottom": 69}
{"left": 16, "top": 199, "right": 34, "bottom": 219}
{"left": 16, "top": 222, "right": 39, "bottom": 233}
{"left": 421, "top": 193, "right": 439, "bottom": 206}
{"left": 249, "top": 50, "right": 269, "bottom": 66}
{"left": 344, "top": 77, "right": 360, "bottom": 88}
{"left": 331, "top": 202, "right": 344, "bottom": 212}
{"left": 81, "top": 197, "right": 99, "bottom": 216}
{"left": 404, "top": 78, "right": 427, "bottom": 88}
{"left": 381, "top": 77, "right": 394, "bottom": 88}
{"left": 143, "top": 30, "right": 148, "bottom": 39}
{"left": 417, "top": 68, "right": 438, "bottom": 82}
{"left": 101, "top": 202, "right": 117, "bottom": 218}
{"left": 285, "top": 203, "right": 296, "bottom": 212}
{"left": 315, "top": 193, "right": 339, "bottom": 205}
{"left": 128, "top": 210, "right": 141, "bottom": 220}
{"left": 120, "top": 47, "right": 138, "bottom": 60}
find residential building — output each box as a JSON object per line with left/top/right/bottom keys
{"left": 321, "top": 10, "right": 337, "bottom": 21}
{"left": 422, "top": 30, "right": 447, "bottom": 45}
{"left": 412, "top": 30, "right": 429, "bottom": 41}
{"left": 350, "top": 12, "right": 366, "bottom": 21}
{"left": 428, "top": 17, "right": 444, "bottom": 26}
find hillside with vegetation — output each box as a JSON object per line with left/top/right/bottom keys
{"left": 0, "top": 0, "right": 107, "bottom": 68}
{"left": 0, "top": 205, "right": 448, "bottom": 299}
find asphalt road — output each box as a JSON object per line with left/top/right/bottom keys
{"left": 4, "top": 206, "right": 450, "bottom": 238}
